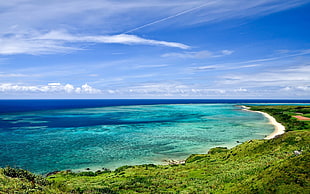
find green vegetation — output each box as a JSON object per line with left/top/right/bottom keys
{"left": 250, "top": 105, "right": 310, "bottom": 131}
{"left": 1, "top": 105, "right": 309, "bottom": 193}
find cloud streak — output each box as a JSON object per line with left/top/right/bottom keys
{"left": 1, "top": 1, "right": 308, "bottom": 55}
{"left": 162, "top": 50, "right": 233, "bottom": 58}
{"left": 2, "top": 1, "right": 308, "bottom": 33}
{"left": 191, "top": 49, "right": 310, "bottom": 71}
{"left": 124, "top": 1, "right": 215, "bottom": 33}
{"left": 219, "top": 64, "right": 310, "bottom": 91}
{"left": 125, "top": 0, "right": 310, "bottom": 32}
{"left": 39, "top": 31, "right": 189, "bottom": 49}
{"left": 104, "top": 82, "right": 248, "bottom": 97}
{"left": 0, "top": 31, "right": 189, "bottom": 55}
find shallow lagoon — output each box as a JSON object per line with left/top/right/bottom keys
{"left": 0, "top": 103, "right": 274, "bottom": 174}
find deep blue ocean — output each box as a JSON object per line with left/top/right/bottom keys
{"left": 1, "top": 99, "right": 309, "bottom": 174}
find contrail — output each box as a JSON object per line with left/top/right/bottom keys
{"left": 124, "top": 3, "right": 211, "bottom": 34}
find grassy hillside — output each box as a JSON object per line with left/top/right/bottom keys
{"left": 250, "top": 105, "right": 310, "bottom": 131}
{"left": 1, "top": 105, "right": 309, "bottom": 193}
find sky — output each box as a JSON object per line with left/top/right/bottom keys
{"left": 0, "top": 0, "right": 310, "bottom": 99}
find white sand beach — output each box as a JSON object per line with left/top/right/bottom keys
{"left": 240, "top": 106, "right": 285, "bottom": 139}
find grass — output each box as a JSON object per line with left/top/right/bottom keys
{"left": 1, "top": 105, "right": 309, "bottom": 193}
{"left": 249, "top": 105, "right": 310, "bottom": 131}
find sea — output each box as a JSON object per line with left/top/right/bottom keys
{"left": 0, "top": 99, "right": 309, "bottom": 174}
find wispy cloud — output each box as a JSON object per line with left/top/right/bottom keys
{"left": 162, "top": 50, "right": 233, "bottom": 58}
{"left": 39, "top": 31, "right": 189, "bottom": 49}
{"left": 219, "top": 64, "right": 310, "bottom": 89}
{"left": 124, "top": 0, "right": 310, "bottom": 32}
{"left": 214, "top": 49, "right": 310, "bottom": 67}
{"left": 124, "top": 1, "right": 216, "bottom": 33}
{"left": 133, "top": 64, "right": 169, "bottom": 69}
{"left": 0, "top": 30, "right": 189, "bottom": 55}
{"left": 1, "top": 1, "right": 308, "bottom": 55}
{"left": 103, "top": 82, "right": 250, "bottom": 97}
{"left": 0, "top": 73, "right": 28, "bottom": 77}
{"left": 282, "top": 86, "right": 310, "bottom": 92}
{"left": 192, "top": 63, "right": 261, "bottom": 72}
{"left": 2, "top": 1, "right": 308, "bottom": 33}
{"left": 1, "top": 1, "right": 309, "bottom": 99}
{"left": 0, "top": 37, "right": 79, "bottom": 55}
{"left": 191, "top": 49, "right": 310, "bottom": 71}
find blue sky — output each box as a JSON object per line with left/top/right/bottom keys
{"left": 0, "top": 0, "right": 310, "bottom": 99}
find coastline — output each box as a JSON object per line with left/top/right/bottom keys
{"left": 240, "top": 105, "right": 285, "bottom": 139}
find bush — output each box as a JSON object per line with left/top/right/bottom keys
{"left": 114, "top": 165, "right": 134, "bottom": 173}
{"left": 186, "top": 154, "right": 208, "bottom": 163}
{"left": 208, "top": 147, "right": 229, "bottom": 154}
{"left": 2, "top": 166, "right": 50, "bottom": 186}
{"left": 3, "top": 166, "right": 35, "bottom": 180}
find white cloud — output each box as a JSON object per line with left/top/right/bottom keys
{"left": 213, "top": 49, "right": 310, "bottom": 67}
{"left": 64, "top": 84, "right": 75, "bottom": 93}
{"left": 213, "top": 61, "right": 310, "bottom": 98}
{"left": 282, "top": 86, "right": 310, "bottom": 92}
{"left": 107, "top": 89, "right": 118, "bottom": 94}
{"left": 0, "top": 31, "right": 189, "bottom": 55}
{"left": 133, "top": 64, "right": 169, "bottom": 69}
{"left": 104, "top": 82, "right": 251, "bottom": 97}
{"left": 194, "top": 65, "right": 217, "bottom": 70}
{"left": 0, "top": 73, "right": 28, "bottom": 77}
{"left": 190, "top": 49, "right": 310, "bottom": 72}
{"left": 48, "top": 83, "right": 61, "bottom": 86}
{"left": 0, "top": 34, "right": 79, "bottom": 55}
{"left": 162, "top": 49, "right": 233, "bottom": 58}
{"left": 81, "top": 84, "right": 101, "bottom": 94}
{"left": 221, "top": 50, "right": 234, "bottom": 55}
{"left": 0, "top": 1, "right": 307, "bottom": 55}
{"left": 0, "top": 83, "right": 101, "bottom": 94}
{"left": 234, "top": 88, "right": 247, "bottom": 92}
{"left": 193, "top": 64, "right": 260, "bottom": 71}
{"left": 1, "top": 1, "right": 307, "bottom": 33}
{"left": 127, "top": 1, "right": 310, "bottom": 32}
{"left": 41, "top": 31, "right": 189, "bottom": 49}
{"left": 162, "top": 50, "right": 213, "bottom": 58}
{"left": 221, "top": 64, "right": 310, "bottom": 86}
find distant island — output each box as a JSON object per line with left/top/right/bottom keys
{"left": 1, "top": 105, "right": 309, "bottom": 193}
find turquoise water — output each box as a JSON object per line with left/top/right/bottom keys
{"left": 0, "top": 103, "right": 274, "bottom": 174}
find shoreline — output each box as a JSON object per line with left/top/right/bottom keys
{"left": 240, "top": 105, "right": 285, "bottom": 139}
{"left": 58, "top": 105, "right": 288, "bottom": 173}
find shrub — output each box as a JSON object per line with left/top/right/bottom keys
{"left": 2, "top": 166, "right": 50, "bottom": 186}
{"left": 114, "top": 165, "right": 134, "bottom": 173}
{"left": 208, "top": 147, "right": 229, "bottom": 154}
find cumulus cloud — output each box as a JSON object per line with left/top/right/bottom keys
{"left": 0, "top": 83, "right": 101, "bottom": 94}
{"left": 76, "top": 84, "right": 101, "bottom": 94}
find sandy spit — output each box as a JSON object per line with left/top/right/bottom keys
{"left": 240, "top": 105, "right": 285, "bottom": 139}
